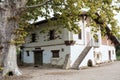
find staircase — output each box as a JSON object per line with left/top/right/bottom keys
{"left": 72, "top": 41, "right": 92, "bottom": 69}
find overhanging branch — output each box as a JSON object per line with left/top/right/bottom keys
{"left": 25, "top": 0, "right": 52, "bottom": 9}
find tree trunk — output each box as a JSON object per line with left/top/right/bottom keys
{"left": 2, "top": 43, "right": 22, "bottom": 76}
{"left": 0, "top": 1, "right": 23, "bottom": 76}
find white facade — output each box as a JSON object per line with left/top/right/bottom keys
{"left": 22, "top": 17, "right": 116, "bottom": 69}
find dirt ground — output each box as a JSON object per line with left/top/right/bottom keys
{"left": 1, "top": 61, "right": 120, "bottom": 80}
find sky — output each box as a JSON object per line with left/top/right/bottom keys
{"left": 114, "top": 12, "right": 120, "bottom": 25}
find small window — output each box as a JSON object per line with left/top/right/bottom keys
{"left": 51, "top": 50, "right": 59, "bottom": 58}
{"left": 31, "top": 33, "right": 36, "bottom": 42}
{"left": 49, "top": 30, "right": 55, "bottom": 40}
{"left": 26, "top": 51, "right": 30, "bottom": 56}
{"left": 93, "top": 34, "right": 98, "bottom": 42}
{"left": 78, "top": 29, "right": 82, "bottom": 39}
{"left": 97, "top": 54, "right": 99, "bottom": 59}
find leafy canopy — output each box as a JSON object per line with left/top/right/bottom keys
{"left": 17, "top": 0, "right": 120, "bottom": 43}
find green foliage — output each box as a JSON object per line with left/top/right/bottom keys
{"left": 17, "top": 0, "right": 120, "bottom": 43}
{"left": 116, "top": 46, "right": 120, "bottom": 60}
{"left": 116, "top": 50, "right": 120, "bottom": 60}
{"left": 0, "top": 67, "right": 3, "bottom": 71}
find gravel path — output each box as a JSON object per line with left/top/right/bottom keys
{"left": 1, "top": 61, "right": 120, "bottom": 80}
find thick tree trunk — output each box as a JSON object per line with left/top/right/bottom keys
{"left": 0, "top": 1, "right": 24, "bottom": 76}
{"left": 2, "top": 44, "right": 22, "bottom": 76}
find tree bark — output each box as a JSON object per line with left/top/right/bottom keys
{"left": 0, "top": 0, "right": 50, "bottom": 76}
{"left": 0, "top": 1, "right": 23, "bottom": 76}
{"left": 2, "top": 43, "right": 22, "bottom": 76}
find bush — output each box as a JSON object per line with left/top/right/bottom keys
{"left": 116, "top": 50, "right": 120, "bottom": 60}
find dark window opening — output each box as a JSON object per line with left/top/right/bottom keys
{"left": 26, "top": 51, "right": 30, "bottom": 56}
{"left": 31, "top": 33, "right": 36, "bottom": 42}
{"left": 49, "top": 30, "right": 55, "bottom": 40}
{"left": 109, "top": 50, "right": 111, "bottom": 61}
{"left": 78, "top": 29, "right": 82, "bottom": 39}
{"left": 51, "top": 50, "right": 59, "bottom": 58}
{"left": 97, "top": 54, "right": 99, "bottom": 59}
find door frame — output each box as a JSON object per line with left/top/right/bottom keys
{"left": 33, "top": 50, "right": 44, "bottom": 66}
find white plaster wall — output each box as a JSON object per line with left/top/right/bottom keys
{"left": 70, "top": 45, "right": 85, "bottom": 66}
{"left": 70, "top": 45, "right": 96, "bottom": 67}
{"left": 23, "top": 50, "right": 34, "bottom": 64}
{"left": 23, "top": 45, "right": 68, "bottom": 66}
{"left": 23, "top": 17, "right": 117, "bottom": 68}
{"left": 70, "top": 44, "right": 116, "bottom": 68}
{"left": 43, "top": 50, "right": 52, "bottom": 64}
{"left": 41, "top": 45, "right": 68, "bottom": 66}
{"left": 100, "top": 45, "right": 116, "bottom": 62}
{"left": 24, "top": 24, "right": 65, "bottom": 47}
{"left": 80, "top": 47, "right": 95, "bottom": 67}
{"left": 72, "top": 20, "right": 86, "bottom": 45}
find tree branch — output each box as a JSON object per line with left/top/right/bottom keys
{"left": 25, "top": 0, "right": 52, "bottom": 9}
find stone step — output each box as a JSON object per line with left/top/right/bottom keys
{"left": 72, "top": 46, "right": 92, "bottom": 69}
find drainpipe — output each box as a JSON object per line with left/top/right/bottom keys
{"left": 82, "top": 16, "right": 86, "bottom": 45}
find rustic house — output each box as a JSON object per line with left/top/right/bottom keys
{"left": 20, "top": 15, "right": 119, "bottom": 69}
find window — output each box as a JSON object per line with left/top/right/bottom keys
{"left": 97, "top": 54, "right": 99, "bottom": 59}
{"left": 93, "top": 34, "right": 98, "bottom": 42}
{"left": 31, "top": 33, "right": 36, "bottom": 42}
{"left": 51, "top": 50, "right": 59, "bottom": 58}
{"left": 78, "top": 29, "right": 82, "bottom": 39}
{"left": 49, "top": 30, "right": 55, "bottom": 40}
{"left": 26, "top": 51, "right": 30, "bottom": 56}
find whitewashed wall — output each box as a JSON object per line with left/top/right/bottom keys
{"left": 22, "top": 17, "right": 117, "bottom": 68}
{"left": 41, "top": 45, "right": 68, "bottom": 66}
{"left": 23, "top": 48, "right": 34, "bottom": 64}
{"left": 24, "top": 24, "right": 65, "bottom": 47}
{"left": 43, "top": 50, "right": 52, "bottom": 64}
{"left": 80, "top": 47, "right": 95, "bottom": 67}
{"left": 70, "top": 45, "right": 85, "bottom": 66}
{"left": 99, "top": 45, "right": 116, "bottom": 62}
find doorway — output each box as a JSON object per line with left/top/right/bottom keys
{"left": 109, "top": 50, "right": 111, "bottom": 61}
{"left": 33, "top": 50, "right": 43, "bottom": 67}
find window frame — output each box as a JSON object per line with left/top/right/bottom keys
{"left": 49, "top": 30, "right": 55, "bottom": 40}
{"left": 26, "top": 51, "right": 30, "bottom": 56}
{"left": 93, "top": 34, "right": 99, "bottom": 42}
{"left": 78, "top": 29, "right": 82, "bottom": 39}
{"left": 51, "top": 50, "right": 60, "bottom": 58}
{"left": 31, "top": 33, "right": 36, "bottom": 42}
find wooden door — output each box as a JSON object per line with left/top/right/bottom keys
{"left": 34, "top": 50, "right": 43, "bottom": 66}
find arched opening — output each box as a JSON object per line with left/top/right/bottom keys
{"left": 7, "top": 71, "right": 13, "bottom": 76}
{"left": 87, "top": 59, "right": 93, "bottom": 67}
